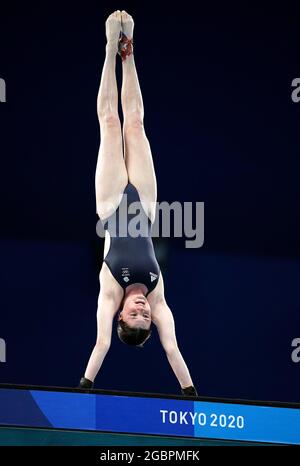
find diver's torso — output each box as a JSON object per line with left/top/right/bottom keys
{"left": 101, "top": 182, "right": 160, "bottom": 296}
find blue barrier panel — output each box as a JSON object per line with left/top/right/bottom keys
{"left": 0, "top": 385, "right": 299, "bottom": 445}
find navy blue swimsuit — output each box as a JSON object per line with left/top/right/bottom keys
{"left": 101, "top": 183, "right": 160, "bottom": 296}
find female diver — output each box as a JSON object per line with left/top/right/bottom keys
{"left": 78, "top": 10, "right": 197, "bottom": 397}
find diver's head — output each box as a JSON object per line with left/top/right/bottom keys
{"left": 117, "top": 286, "right": 152, "bottom": 347}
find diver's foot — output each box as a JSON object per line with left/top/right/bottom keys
{"left": 121, "top": 10, "right": 134, "bottom": 38}
{"left": 119, "top": 10, "right": 134, "bottom": 61}
{"left": 105, "top": 10, "right": 122, "bottom": 52}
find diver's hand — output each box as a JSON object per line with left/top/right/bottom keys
{"left": 181, "top": 385, "right": 198, "bottom": 397}
{"left": 78, "top": 377, "right": 94, "bottom": 389}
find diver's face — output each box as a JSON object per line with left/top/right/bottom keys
{"left": 119, "top": 295, "right": 151, "bottom": 329}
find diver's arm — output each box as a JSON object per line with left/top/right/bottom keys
{"left": 79, "top": 264, "right": 123, "bottom": 387}
{"left": 152, "top": 298, "right": 196, "bottom": 391}
{"left": 81, "top": 291, "right": 118, "bottom": 385}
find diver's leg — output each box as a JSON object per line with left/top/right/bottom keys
{"left": 95, "top": 10, "right": 128, "bottom": 219}
{"left": 120, "top": 10, "right": 157, "bottom": 222}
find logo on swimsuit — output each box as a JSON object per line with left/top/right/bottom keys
{"left": 122, "top": 267, "right": 130, "bottom": 282}
{"left": 150, "top": 272, "right": 158, "bottom": 282}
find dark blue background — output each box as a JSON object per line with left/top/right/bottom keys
{"left": 0, "top": 2, "right": 299, "bottom": 402}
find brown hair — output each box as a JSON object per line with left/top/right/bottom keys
{"left": 117, "top": 318, "right": 152, "bottom": 348}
